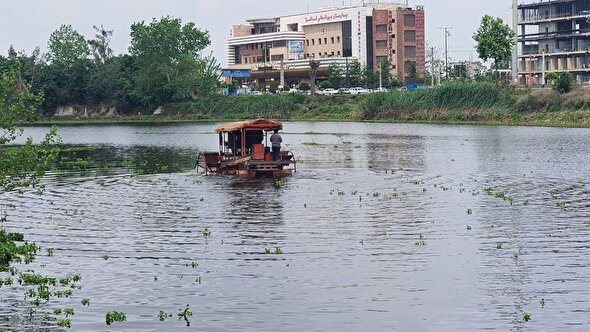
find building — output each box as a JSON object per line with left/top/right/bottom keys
{"left": 226, "top": 2, "right": 425, "bottom": 86}
{"left": 517, "top": 0, "right": 590, "bottom": 84}
{"left": 449, "top": 61, "right": 488, "bottom": 79}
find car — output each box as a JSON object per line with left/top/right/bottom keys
{"left": 321, "top": 88, "right": 339, "bottom": 95}
{"left": 348, "top": 87, "right": 368, "bottom": 94}
{"left": 250, "top": 91, "right": 263, "bottom": 95}
{"left": 338, "top": 88, "right": 350, "bottom": 94}
{"left": 375, "top": 87, "right": 389, "bottom": 93}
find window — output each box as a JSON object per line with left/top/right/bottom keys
{"left": 376, "top": 40, "right": 388, "bottom": 48}
{"left": 376, "top": 25, "right": 388, "bottom": 33}
{"left": 319, "top": 38, "right": 322, "bottom": 45}
{"left": 312, "top": 39, "right": 315, "bottom": 46}
{"left": 391, "top": 34, "right": 396, "bottom": 39}
{"left": 331, "top": 37, "right": 335, "bottom": 44}
{"left": 404, "top": 30, "right": 416, "bottom": 42}
{"left": 391, "top": 49, "right": 396, "bottom": 54}
{"left": 306, "top": 40, "right": 309, "bottom": 46}
{"left": 271, "top": 54, "right": 284, "bottom": 61}
{"left": 392, "top": 65, "right": 396, "bottom": 69}
{"left": 324, "top": 38, "right": 328, "bottom": 44}
{"left": 404, "top": 15, "right": 415, "bottom": 27}
{"left": 337, "top": 51, "right": 341, "bottom": 56}
{"left": 244, "top": 57, "right": 248, "bottom": 64}
{"left": 404, "top": 46, "right": 416, "bottom": 57}
{"left": 337, "top": 36, "right": 341, "bottom": 43}
{"left": 376, "top": 56, "right": 388, "bottom": 64}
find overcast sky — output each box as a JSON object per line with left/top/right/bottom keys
{"left": 1, "top": 0, "right": 515, "bottom": 66}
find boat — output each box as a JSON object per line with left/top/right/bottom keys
{"left": 196, "top": 119, "right": 296, "bottom": 178}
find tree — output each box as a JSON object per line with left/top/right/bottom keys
{"left": 379, "top": 59, "right": 394, "bottom": 88}
{"left": 88, "top": 25, "right": 114, "bottom": 64}
{"left": 327, "top": 63, "right": 343, "bottom": 89}
{"left": 309, "top": 59, "right": 320, "bottom": 95}
{"left": 46, "top": 25, "right": 90, "bottom": 68}
{"left": 297, "top": 81, "right": 310, "bottom": 91}
{"left": 553, "top": 72, "right": 575, "bottom": 93}
{"left": 473, "top": 15, "right": 515, "bottom": 73}
{"left": 347, "top": 61, "right": 363, "bottom": 87}
{"left": 129, "top": 16, "right": 212, "bottom": 106}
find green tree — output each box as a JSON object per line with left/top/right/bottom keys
{"left": 473, "top": 15, "right": 515, "bottom": 73}
{"left": 553, "top": 72, "right": 575, "bottom": 93}
{"left": 379, "top": 59, "right": 394, "bottom": 88}
{"left": 327, "top": 63, "right": 343, "bottom": 89}
{"left": 46, "top": 25, "right": 90, "bottom": 68}
{"left": 129, "top": 16, "right": 212, "bottom": 106}
{"left": 297, "top": 81, "right": 310, "bottom": 91}
{"left": 347, "top": 61, "right": 362, "bottom": 87}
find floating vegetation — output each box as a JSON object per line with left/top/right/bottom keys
{"left": 81, "top": 298, "right": 90, "bottom": 306}
{"left": 274, "top": 247, "right": 283, "bottom": 255}
{"left": 523, "top": 199, "right": 530, "bottom": 206}
{"left": 415, "top": 240, "right": 427, "bottom": 246}
{"left": 202, "top": 228, "right": 211, "bottom": 238}
{"left": 178, "top": 304, "right": 193, "bottom": 327}
{"left": 466, "top": 208, "right": 473, "bottom": 215}
{"left": 275, "top": 179, "right": 287, "bottom": 187}
{"left": 264, "top": 248, "right": 271, "bottom": 254}
{"left": 302, "top": 142, "right": 319, "bottom": 146}
{"left": 523, "top": 312, "right": 531, "bottom": 322}
{"left": 102, "top": 255, "right": 109, "bottom": 260}
{"left": 46, "top": 248, "right": 54, "bottom": 256}
{"left": 466, "top": 225, "right": 472, "bottom": 231}
{"left": 496, "top": 243, "right": 504, "bottom": 249}
{"left": 105, "top": 311, "right": 127, "bottom": 325}
{"left": 57, "top": 318, "right": 71, "bottom": 328}
{"left": 540, "top": 298, "right": 546, "bottom": 307}
{"left": 159, "top": 310, "right": 172, "bottom": 321}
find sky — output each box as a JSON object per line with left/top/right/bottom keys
{"left": 0, "top": 0, "right": 515, "bottom": 66}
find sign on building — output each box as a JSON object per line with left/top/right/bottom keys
{"left": 288, "top": 40, "right": 305, "bottom": 60}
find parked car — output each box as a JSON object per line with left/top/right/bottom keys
{"left": 375, "top": 87, "right": 389, "bottom": 93}
{"left": 338, "top": 88, "right": 350, "bottom": 94}
{"left": 321, "top": 88, "right": 339, "bottom": 95}
{"left": 250, "top": 91, "right": 263, "bottom": 95}
{"left": 349, "top": 87, "right": 368, "bottom": 94}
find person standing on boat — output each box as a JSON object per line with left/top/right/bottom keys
{"left": 270, "top": 129, "right": 282, "bottom": 161}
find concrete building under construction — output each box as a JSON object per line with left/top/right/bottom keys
{"left": 518, "top": 0, "right": 590, "bottom": 84}
{"left": 226, "top": 1, "right": 425, "bottom": 87}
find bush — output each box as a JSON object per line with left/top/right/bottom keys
{"left": 554, "top": 72, "right": 575, "bottom": 94}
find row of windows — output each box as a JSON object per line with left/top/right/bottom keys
{"left": 306, "top": 51, "right": 342, "bottom": 58}
{"left": 306, "top": 36, "right": 341, "bottom": 47}
{"left": 241, "top": 41, "right": 286, "bottom": 51}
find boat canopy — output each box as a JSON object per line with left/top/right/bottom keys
{"left": 215, "top": 119, "right": 283, "bottom": 132}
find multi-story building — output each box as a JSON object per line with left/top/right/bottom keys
{"left": 226, "top": 2, "right": 425, "bottom": 86}
{"left": 517, "top": 0, "right": 590, "bottom": 84}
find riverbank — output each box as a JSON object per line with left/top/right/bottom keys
{"left": 35, "top": 82, "right": 590, "bottom": 128}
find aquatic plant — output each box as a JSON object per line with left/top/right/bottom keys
{"left": 264, "top": 248, "right": 271, "bottom": 254}
{"left": 496, "top": 242, "right": 503, "bottom": 249}
{"left": 178, "top": 304, "right": 193, "bottom": 327}
{"left": 275, "top": 179, "right": 287, "bottom": 187}
{"left": 540, "top": 298, "right": 546, "bottom": 307}
{"left": 81, "top": 298, "right": 90, "bottom": 306}
{"left": 57, "top": 318, "right": 71, "bottom": 328}
{"left": 466, "top": 225, "right": 472, "bottom": 231}
{"left": 466, "top": 208, "right": 473, "bottom": 215}
{"left": 159, "top": 310, "right": 171, "bottom": 321}
{"left": 415, "top": 240, "right": 427, "bottom": 246}
{"left": 523, "top": 312, "right": 531, "bottom": 322}
{"left": 102, "top": 255, "right": 109, "bottom": 260}
{"left": 105, "top": 311, "right": 127, "bottom": 325}
{"left": 274, "top": 247, "right": 283, "bottom": 255}
{"left": 202, "top": 228, "right": 211, "bottom": 237}
{"left": 523, "top": 199, "right": 530, "bottom": 206}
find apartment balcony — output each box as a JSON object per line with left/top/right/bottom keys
{"left": 519, "top": 46, "right": 590, "bottom": 57}
{"left": 518, "top": 29, "right": 590, "bottom": 42}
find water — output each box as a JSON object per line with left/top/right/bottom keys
{"left": 2, "top": 122, "right": 590, "bottom": 331}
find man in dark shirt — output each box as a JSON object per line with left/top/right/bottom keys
{"left": 270, "top": 129, "right": 282, "bottom": 161}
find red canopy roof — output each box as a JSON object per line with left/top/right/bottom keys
{"left": 215, "top": 119, "right": 283, "bottom": 132}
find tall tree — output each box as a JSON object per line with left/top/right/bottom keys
{"left": 309, "top": 59, "right": 320, "bottom": 95}
{"left": 473, "top": 15, "right": 515, "bottom": 72}
{"left": 327, "top": 63, "right": 343, "bottom": 89}
{"left": 347, "top": 61, "right": 362, "bottom": 87}
{"left": 46, "top": 25, "right": 90, "bottom": 68}
{"left": 88, "top": 25, "right": 114, "bottom": 64}
{"left": 129, "top": 16, "right": 212, "bottom": 106}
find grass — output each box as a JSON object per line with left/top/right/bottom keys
{"left": 33, "top": 84, "right": 590, "bottom": 128}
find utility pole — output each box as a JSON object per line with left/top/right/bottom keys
{"left": 439, "top": 27, "right": 452, "bottom": 80}
{"left": 512, "top": 0, "right": 519, "bottom": 85}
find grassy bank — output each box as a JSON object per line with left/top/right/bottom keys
{"left": 36, "top": 83, "right": 590, "bottom": 127}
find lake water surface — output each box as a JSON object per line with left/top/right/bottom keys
{"left": 1, "top": 122, "right": 589, "bottom": 331}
